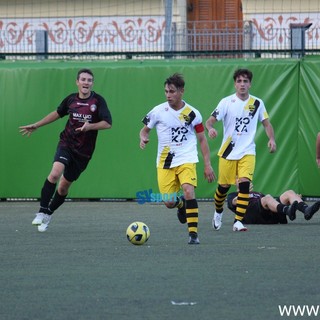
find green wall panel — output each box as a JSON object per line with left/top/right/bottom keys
{"left": 299, "top": 58, "right": 320, "bottom": 196}
{"left": 0, "top": 58, "right": 319, "bottom": 199}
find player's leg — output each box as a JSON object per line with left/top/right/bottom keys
{"left": 157, "top": 167, "right": 180, "bottom": 209}
{"left": 278, "top": 190, "right": 319, "bottom": 220}
{"left": 157, "top": 167, "right": 186, "bottom": 223}
{"left": 38, "top": 152, "right": 89, "bottom": 232}
{"left": 50, "top": 152, "right": 89, "bottom": 212}
{"left": 33, "top": 146, "right": 70, "bottom": 225}
{"left": 280, "top": 190, "right": 320, "bottom": 220}
{"left": 233, "top": 155, "right": 255, "bottom": 231}
{"left": 157, "top": 166, "right": 197, "bottom": 244}
{"left": 304, "top": 201, "right": 320, "bottom": 220}
{"left": 49, "top": 175, "right": 72, "bottom": 211}
{"left": 38, "top": 176, "right": 73, "bottom": 232}
{"left": 261, "top": 194, "right": 298, "bottom": 221}
{"left": 177, "top": 164, "right": 200, "bottom": 244}
{"left": 212, "top": 158, "right": 234, "bottom": 230}
{"left": 279, "top": 190, "right": 302, "bottom": 205}
{"left": 32, "top": 161, "right": 64, "bottom": 226}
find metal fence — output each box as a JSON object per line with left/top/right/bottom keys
{"left": 0, "top": 20, "right": 319, "bottom": 60}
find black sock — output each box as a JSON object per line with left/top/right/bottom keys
{"left": 277, "top": 203, "right": 287, "bottom": 213}
{"left": 48, "top": 192, "right": 67, "bottom": 214}
{"left": 297, "top": 202, "right": 308, "bottom": 213}
{"left": 39, "top": 179, "right": 56, "bottom": 212}
{"left": 214, "top": 185, "right": 230, "bottom": 213}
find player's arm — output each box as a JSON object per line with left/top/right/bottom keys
{"left": 232, "top": 196, "right": 238, "bottom": 206}
{"left": 205, "top": 115, "right": 218, "bottom": 139}
{"left": 316, "top": 133, "right": 320, "bottom": 168}
{"left": 139, "top": 125, "right": 151, "bottom": 149}
{"left": 226, "top": 192, "right": 238, "bottom": 212}
{"left": 196, "top": 128, "right": 216, "bottom": 183}
{"left": 75, "top": 120, "right": 111, "bottom": 132}
{"left": 19, "top": 111, "right": 60, "bottom": 137}
{"left": 262, "top": 118, "right": 276, "bottom": 153}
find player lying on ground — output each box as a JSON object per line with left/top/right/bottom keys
{"left": 226, "top": 189, "right": 320, "bottom": 225}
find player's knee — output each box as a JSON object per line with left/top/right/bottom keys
{"left": 261, "top": 194, "right": 272, "bottom": 206}
{"left": 181, "top": 186, "right": 195, "bottom": 200}
{"left": 57, "top": 178, "right": 72, "bottom": 195}
{"left": 48, "top": 172, "right": 61, "bottom": 183}
{"left": 164, "top": 201, "right": 176, "bottom": 208}
{"left": 57, "top": 185, "right": 69, "bottom": 196}
{"left": 286, "top": 189, "right": 295, "bottom": 195}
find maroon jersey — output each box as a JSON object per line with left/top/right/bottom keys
{"left": 57, "top": 92, "right": 112, "bottom": 159}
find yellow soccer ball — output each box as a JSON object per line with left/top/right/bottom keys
{"left": 126, "top": 221, "right": 150, "bottom": 245}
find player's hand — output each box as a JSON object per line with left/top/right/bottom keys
{"left": 268, "top": 140, "right": 276, "bottom": 153}
{"left": 208, "top": 128, "right": 218, "bottom": 139}
{"left": 204, "top": 165, "right": 216, "bottom": 183}
{"left": 140, "top": 138, "right": 149, "bottom": 149}
{"left": 19, "top": 124, "right": 37, "bottom": 137}
{"left": 75, "top": 121, "right": 90, "bottom": 132}
{"left": 317, "top": 158, "right": 320, "bottom": 168}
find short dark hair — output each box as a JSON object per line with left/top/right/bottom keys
{"left": 164, "top": 73, "right": 185, "bottom": 89}
{"left": 77, "top": 68, "right": 94, "bottom": 80}
{"left": 233, "top": 69, "right": 253, "bottom": 82}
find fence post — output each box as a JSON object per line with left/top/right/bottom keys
{"left": 164, "top": 0, "right": 173, "bottom": 57}
{"left": 290, "top": 23, "right": 312, "bottom": 58}
{"left": 35, "top": 30, "right": 48, "bottom": 60}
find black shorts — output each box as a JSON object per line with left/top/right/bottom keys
{"left": 227, "top": 192, "right": 287, "bottom": 224}
{"left": 53, "top": 146, "right": 90, "bottom": 182}
{"left": 242, "top": 201, "right": 271, "bottom": 224}
{"left": 243, "top": 201, "right": 288, "bottom": 224}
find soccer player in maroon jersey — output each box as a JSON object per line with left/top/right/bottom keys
{"left": 19, "top": 69, "right": 112, "bottom": 232}
{"left": 227, "top": 189, "right": 320, "bottom": 224}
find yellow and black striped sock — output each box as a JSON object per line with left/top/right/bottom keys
{"left": 235, "top": 181, "right": 250, "bottom": 221}
{"left": 214, "top": 185, "right": 230, "bottom": 213}
{"left": 186, "top": 199, "right": 198, "bottom": 235}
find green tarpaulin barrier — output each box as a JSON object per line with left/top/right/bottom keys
{"left": 0, "top": 58, "right": 319, "bottom": 198}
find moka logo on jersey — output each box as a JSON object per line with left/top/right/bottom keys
{"left": 235, "top": 117, "right": 250, "bottom": 133}
{"left": 171, "top": 126, "right": 188, "bottom": 143}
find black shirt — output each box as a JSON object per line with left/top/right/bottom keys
{"left": 57, "top": 91, "right": 112, "bottom": 159}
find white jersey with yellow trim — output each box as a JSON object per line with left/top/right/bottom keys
{"left": 211, "top": 93, "right": 269, "bottom": 160}
{"left": 143, "top": 101, "right": 203, "bottom": 168}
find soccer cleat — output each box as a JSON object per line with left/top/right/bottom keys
{"left": 304, "top": 201, "right": 320, "bottom": 221}
{"left": 32, "top": 213, "right": 44, "bottom": 226}
{"left": 212, "top": 211, "right": 223, "bottom": 230}
{"left": 287, "top": 201, "right": 298, "bottom": 221}
{"left": 37, "top": 214, "right": 52, "bottom": 232}
{"left": 233, "top": 220, "right": 247, "bottom": 232}
{"left": 188, "top": 233, "right": 200, "bottom": 244}
{"left": 177, "top": 196, "right": 187, "bottom": 224}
